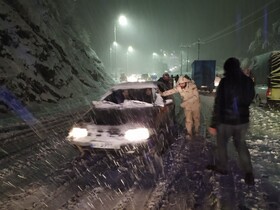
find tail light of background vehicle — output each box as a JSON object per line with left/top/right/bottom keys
{"left": 266, "top": 88, "right": 272, "bottom": 97}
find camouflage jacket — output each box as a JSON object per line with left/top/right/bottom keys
{"left": 162, "top": 82, "right": 200, "bottom": 110}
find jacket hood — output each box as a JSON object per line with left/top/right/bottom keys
{"left": 177, "top": 76, "right": 190, "bottom": 84}
{"left": 223, "top": 57, "right": 243, "bottom": 78}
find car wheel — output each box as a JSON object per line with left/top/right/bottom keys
{"left": 156, "top": 131, "right": 167, "bottom": 155}
{"left": 255, "top": 95, "right": 261, "bottom": 107}
{"left": 143, "top": 151, "right": 164, "bottom": 178}
{"left": 267, "top": 102, "right": 276, "bottom": 110}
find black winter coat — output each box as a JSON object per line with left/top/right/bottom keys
{"left": 210, "top": 73, "right": 255, "bottom": 128}
{"left": 157, "top": 77, "right": 173, "bottom": 90}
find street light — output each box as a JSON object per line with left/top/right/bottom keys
{"left": 113, "top": 15, "right": 128, "bottom": 77}
{"left": 126, "top": 46, "right": 134, "bottom": 74}
{"left": 128, "top": 46, "right": 133, "bottom": 53}
{"left": 114, "top": 15, "right": 127, "bottom": 43}
{"left": 152, "top": 52, "right": 158, "bottom": 57}
{"left": 119, "top": 15, "right": 127, "bottom": 26}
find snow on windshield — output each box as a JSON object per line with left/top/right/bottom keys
{"left": 92, "top": 100, "right": 153, "bottom": 108}
{"left": 94, "top": 83, "right": 165, "bottom": 108}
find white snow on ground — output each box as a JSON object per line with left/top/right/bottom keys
{"left": 1, "top": 94, "right": 280, "bottom": 209}
{"left": 248, "top": 107, "right": 280, "bottom": 190}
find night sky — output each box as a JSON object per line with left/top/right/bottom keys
{"left": 69, "top": 0, "right": 280, "bottom": 72}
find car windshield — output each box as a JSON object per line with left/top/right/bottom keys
{"left": 104, "top": 88, "right": 155, "bottom": 104}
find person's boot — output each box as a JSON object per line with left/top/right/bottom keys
{"left": 185, "top": 134, "right": 192, "bottom": 140}
{"left": 184, "top": 129, "right": 192, "bottom": 140}
{"left": 206, "top": 164, "right": 228, "bottom": 175}
{"left": 245, "top": 172, "right": 255, "bottom": 185}
{"left": 194, "top": 128, "right": 200, "bottom": 136}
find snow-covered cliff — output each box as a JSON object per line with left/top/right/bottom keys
{"left": 0, "top": 0, "right": 113, "bottom": 116}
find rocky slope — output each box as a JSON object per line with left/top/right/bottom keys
{"left": 0, "top": 0, "right": 113, "bottom": 115}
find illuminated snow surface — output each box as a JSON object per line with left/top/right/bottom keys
{"left": 0, "top": 95, "right": 279, "bottom": 210}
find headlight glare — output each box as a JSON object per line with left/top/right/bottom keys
{"left": 125, "top": 128, "right": 150, "bottom": 142}
{"left": 68, "top": 127, "right": 88, "bottom": 139}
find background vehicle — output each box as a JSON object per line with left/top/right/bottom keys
{"left": 191, "top": 60, "right": 216, "bottom": 92}
{"left": 254, "top": 84, "right": 268, "bottom": 106}
{"left": 67, "top": 81, "right": 175, "bottom": 156}
{"left": 138, "top": 73, "right": 151, "bottom": 82}
{"left": 119, "top": 73, "right": 127, "bottom": 82}
{"left": 150, "top": 73, "right": 158, "bottom": 81}
{"left": 251, "top": 51, "right": 280, "bottom": 107}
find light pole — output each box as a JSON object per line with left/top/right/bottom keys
{"left": 197, "top": 38, "right": 200, "bottom": 60}
{"left": 109, "top": 46, "right": 112, "bottom": 73}
{"left": 180, "top": 45, "right": 185, "bottom": 76}
{"left": 186, "top": 45, "right": 190, "bottom": 73}
{"left": 114, "top": 15, "right": 127, "bottom": 43}
{"left": 126, "top": 46, "right": 133, "bottom": 74}
{"left": 180, "top": 50, "right": 183, "bottom": 75}
{"left": 113, "top": 15, "right": 127, "bottom": 77}
{"left": 180, "top": 44, "right": 192, "bottom": 74}
{"left": 152, "top": 52, "right": 158, "bottom": 72}
{"left": 111, "top": 41, "right": 118, "bottom": 78}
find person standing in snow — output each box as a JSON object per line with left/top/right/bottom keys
{"left": 158, "top": 72, "right": 173, "bottom": 90}
{"left": 207, "top": 57, "right": 255, "bottom": 185}
{"left": 161, "top": 76, "right": 200, "bottom": 139}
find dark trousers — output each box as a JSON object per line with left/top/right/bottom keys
{"left": 216, "top": 123, "right": 253, "bottom": 174}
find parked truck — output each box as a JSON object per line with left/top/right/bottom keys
{"left": 251, "top": 51, "right": 280, "bottom": 106}
{"left": 191, "top": 60, "right": 216, "bottom": 92}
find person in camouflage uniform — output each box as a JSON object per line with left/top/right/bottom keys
{"left": 161, "top": 76, "right": 200, "bottom": 139}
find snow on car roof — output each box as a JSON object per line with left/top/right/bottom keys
{"left": 110, "top": 81, "right": 159, "bottom": 90}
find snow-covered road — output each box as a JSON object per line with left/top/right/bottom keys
{"left": 0, "top": 94, "right": 279, "bottom": 210}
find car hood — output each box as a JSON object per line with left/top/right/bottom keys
{"left": 83, "top": 101, "right": 160, "bottom": 126}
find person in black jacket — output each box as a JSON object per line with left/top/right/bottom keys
{"left": 207, "top": 57, "right": 255, "bottom": 185}
{"left": 158, "top": 73, "right": 173, "bottom": 90}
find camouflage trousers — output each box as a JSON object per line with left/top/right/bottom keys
{"left": 183, "top": 107, "right": 200, "bottom": 136}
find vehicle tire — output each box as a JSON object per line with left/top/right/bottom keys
{"left": 156, "top": 131, "right": 167, "bottom": 155}
{"left": 255, "top": 95, "right": 261, "bottom": 107}
{"left": 143, "top": 151, "right": 164, "bottom": 179}
{"left": 267, "top": 102, "right": 276, "bottom": 109}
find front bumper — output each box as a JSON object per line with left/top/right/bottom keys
{"left": 71, "top": 140, "right": 156, "bottom": 155}
{"left": 67, "top": 124, "right": 156, "bottom": 151}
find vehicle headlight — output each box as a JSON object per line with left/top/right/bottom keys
{"left": 124, "top": 128, "right": 150, "bottom": 142}
{"left": 68, "top": 127, "right": 88, "bottom": 140}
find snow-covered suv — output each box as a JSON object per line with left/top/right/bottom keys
{"left": 67, "top": 81, "right": 175, "bottom": 156}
